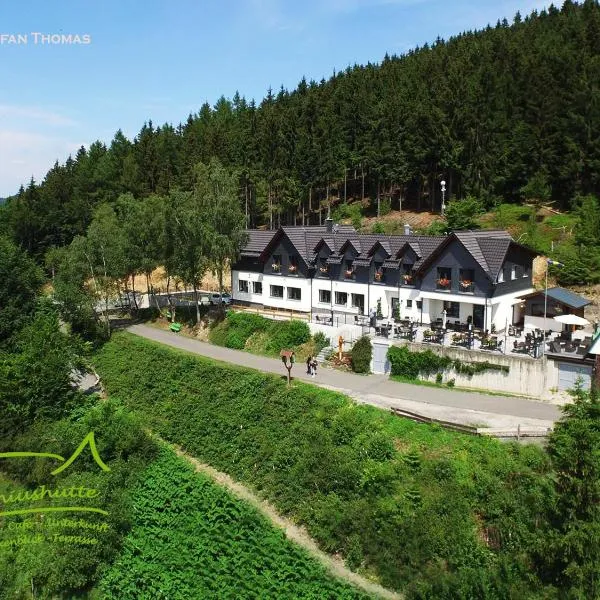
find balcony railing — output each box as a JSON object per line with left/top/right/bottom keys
{"left": 436, "top": 278, "right": 451, "bottom": 291}
{"left": 458, "top": 280, "right": 474, "bottom": 293}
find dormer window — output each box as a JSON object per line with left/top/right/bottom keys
{"left": 288, "top": 255, "right": 298, "bottom": 274}
{"left": 318, "top": 258, "right": 329, "bottom": 275}
{"left": 272, "top": 254, "right": 281, "bottom": 272}
{"left": 402, "top": 263, "right": 414, "bottom": 285}
{"left": 344, "top": 260, "right": 354, "bottom": 279}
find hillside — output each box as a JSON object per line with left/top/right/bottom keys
{"left": 3, "top": 1, "right": 600, "bottom": 263}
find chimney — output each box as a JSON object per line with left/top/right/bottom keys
{"left": 325, "top": 217, "right": 333, "bottom": 233}
{"left": 403, "top": 223, "right": 412, "bottom": 236}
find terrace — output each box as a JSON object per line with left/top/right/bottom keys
{"left": 371, "top": 317, "right": 596, "bottom": 359}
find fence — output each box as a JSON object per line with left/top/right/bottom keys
{"left": 389, "top": 407, "right": 552, "bottom": 440}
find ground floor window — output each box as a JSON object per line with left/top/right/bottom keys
{"left": 443, "top": 301, "right": 460, "bottom": 319}
{"left": 351, "top": 293, "right": 364, "bottom": 312}
{"left": 238, "top": 279, "right": 249, "bottom": 293}
{"left": 335, "top": 291, "right": 348, "bottom": 306}
{"left": 270, "top": 285, "right": 284, "bottom": 298}
{"left": 416, "top": 300, "right": 422, "bottom": 310}
{"left": 287, "top": 287, "right": 301, "bottom": 301}
{"left": 252, "top": 281, "right": 262, "bottom": 294}
{"left": 319, "top": 289, "right": 331, "bottom": 303}
{"left": 406, "top": 299, "right": 413, "bottom": 308}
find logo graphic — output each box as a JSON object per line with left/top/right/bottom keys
{"left": 0, "top": 432, "right": 111, "bottom": 518}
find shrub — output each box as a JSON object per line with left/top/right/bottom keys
{"left": 446, "top": 378, "right": 456, "bottom": 388}
{"left": 313, "top": 331, "right": 330, "bottom": 352}
{"left": 266, "top": 319, "right": 310, "bottom": 352}
{"left": 351, "top": 336, "right": 372, "bottom": 373}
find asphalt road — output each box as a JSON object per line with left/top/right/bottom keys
{"left": 127, "top": 324, "right": 562, "bottom": 427}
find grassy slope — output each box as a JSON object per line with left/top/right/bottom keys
{"left": 93, "top": 333, "right": 554, "bottom": 597}
{"left": 98, "top": 446, "right": 370, "bottom": 600}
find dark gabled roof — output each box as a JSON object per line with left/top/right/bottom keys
{"left": 454, "top": 230, "right": 512, "bottom": 280}
{"left": 239, "top": 226, "right": 530, "bottom": 276}
{"left": 255, "top": 225, "right": 357, "bottom": 265}
{"left": 520, "top": 287, "right": 592, "bottom": 309}
{"left": 366, "top": 239, "right": 391, "bottom": 257}
{"left": 416, "top": 230, "right": 523, "bottom": 280}
{"left": 338, "top": 238, "right": 363, "bottom": 255}
{"left": 241, "top": 230, "right": 277, "bottom": 256}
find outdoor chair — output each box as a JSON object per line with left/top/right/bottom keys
{"left": 576, "top": 344, "right": 589, "bottom": 355}
{"left": 550, "top": 341, "right": 562, "bottom": 353}
{"left": 564, "top": 341, "right": 576, "bottom": 353}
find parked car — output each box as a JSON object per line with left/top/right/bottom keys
{"left": 198, "top": 294, "right": 211, "bottom": 306}
{"left": 210, "top": 292, "right": 232, "bottom": 305}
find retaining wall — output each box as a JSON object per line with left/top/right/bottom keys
{"left": 393, "top": 340, "right": 550, "bottom": 398}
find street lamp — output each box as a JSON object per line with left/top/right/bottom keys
{"left": 440, "top": 180, "right": 446, "bottom": 215}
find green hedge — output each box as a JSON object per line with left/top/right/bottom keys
{"left": 93, "top": 333, "right": 554, "bottom": 598}
{"left": 387, "top": 345, "right": 509, "bottom": 380}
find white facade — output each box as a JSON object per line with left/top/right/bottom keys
{"left": 232, "top": 269, "right": 533, "bottom": 332}
{"left": 232, "top": 270, "right": 312, "bottom": 313}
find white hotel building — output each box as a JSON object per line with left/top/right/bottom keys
{"left": 231, "top": 220, "right": 536, "bottom": 332}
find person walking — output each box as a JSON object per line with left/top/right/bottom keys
{"left": 311, "top": 357, "right": 318, "bottom": 378}
{"left": 306, "top": 355, "right": 313, "bottom": 375}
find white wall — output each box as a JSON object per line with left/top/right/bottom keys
{"left": 233, "top": 271, "right": 312, "bottom": 313}
{"left": 322, "top": 280, "right": 370, "bottom": 315}
{"left": 308, "top": 322, "right": 365, "bottom": 346}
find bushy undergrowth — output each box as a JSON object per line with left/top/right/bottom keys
{"left": 98, "top": 446, "right": 369, "bottom": 599}
{"left": 94, "top": 333, "right": 556, "bottom": 597}
{"left": 209, "top": 311, "right": 312, "bottom": 356}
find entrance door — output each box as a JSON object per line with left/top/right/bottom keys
{"left": 473, "top": 305, "right": 484, "bottom": 328}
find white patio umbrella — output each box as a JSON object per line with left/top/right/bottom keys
{"left": 553, "top": 314, "right": 590, "bottom": 326}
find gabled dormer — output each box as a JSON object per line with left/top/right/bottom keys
{"left": 313, "top": 238, "right": 333, "bottom": 277}
{"left": 260, "top": 228, "right": 309, "bottom": 277}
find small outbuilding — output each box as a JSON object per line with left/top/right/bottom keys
{"left": 517, "top": 287, "right": 592, "bottom": 333}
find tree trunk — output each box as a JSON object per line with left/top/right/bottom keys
{"left": 269, "top": 183, "right": 273, "bottom": 230}
{"left": 131, "top": 274, "right": 139, "bottom": 311}
{"left": 361, "top": 163, "right": 365, "bottom": 200}
{"left": 377, "top": 178, "right": 380, "bottom": 217}
{"left": 245, "top": 180, "right": 249, "bottom": 228}
{"left": 344, "top": 168, "right": 347, "bottom": 203}
{"left": 193, "top": 281, "right": 200, "bottom": 324}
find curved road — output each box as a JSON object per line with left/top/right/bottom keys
{"left": 127, "top": 324, "right": 561, "bottom": 430}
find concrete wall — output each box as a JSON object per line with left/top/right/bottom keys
{"left": 308, "top": 322, "right": 364, "bottom": 346}
{"left": 391, "top": 340, "right": 554, "bottom": 399}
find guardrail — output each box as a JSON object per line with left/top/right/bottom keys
{"left": 389, "top": 407, "right": 552, "bottom": 440}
